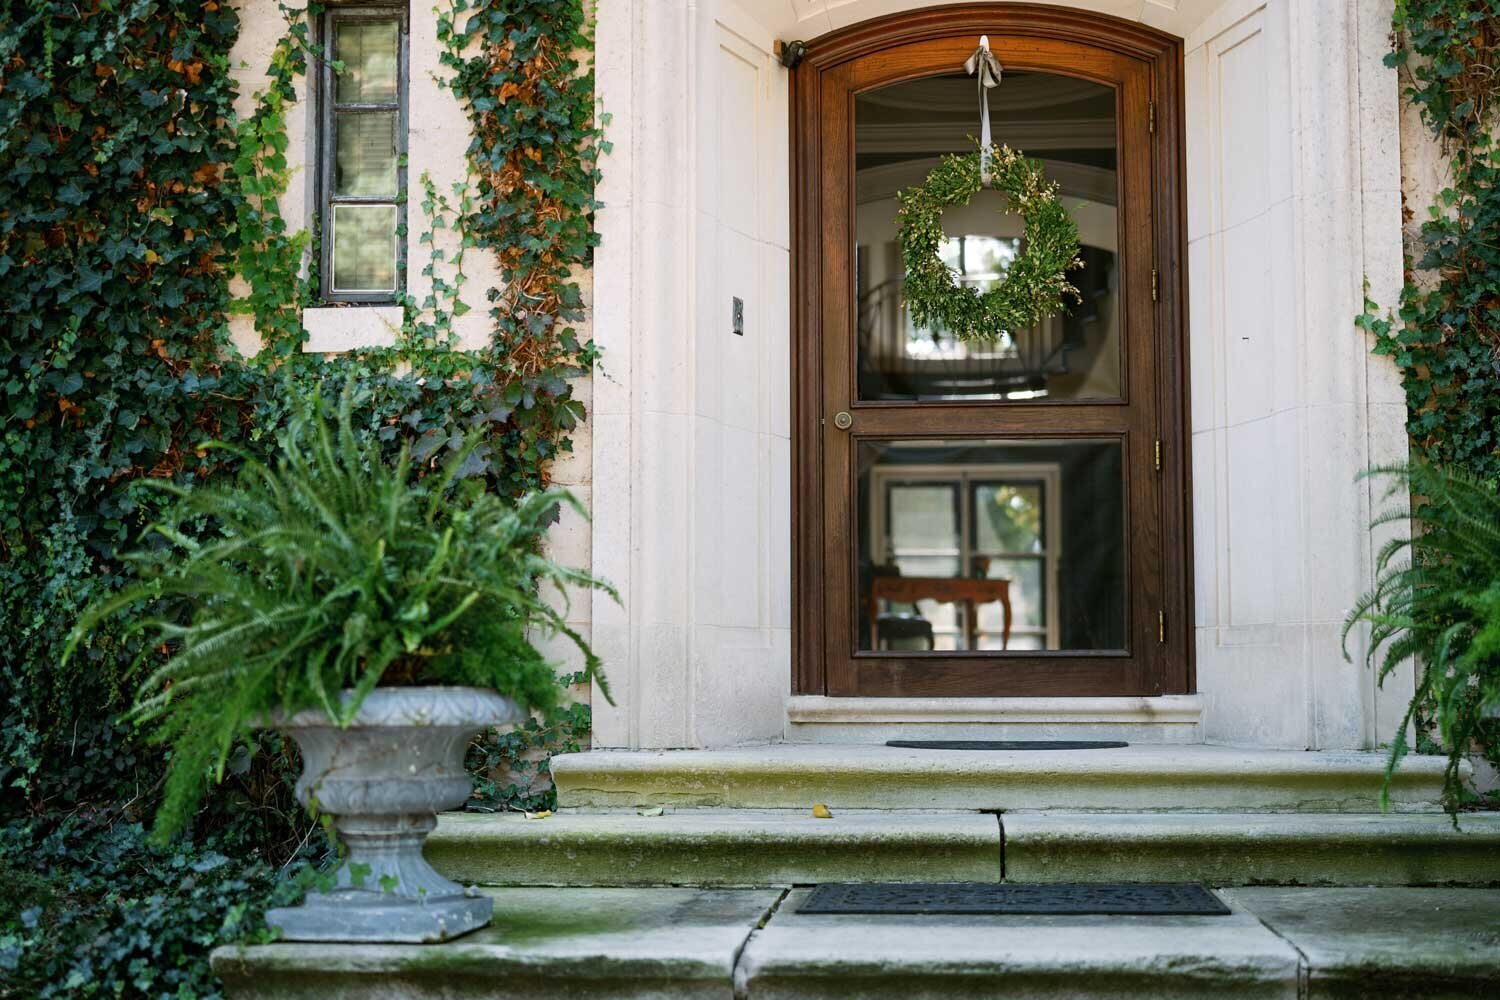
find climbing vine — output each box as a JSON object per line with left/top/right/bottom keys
{"left": 1360, "top": 1, "right": 1500, "bottom": 480}
{"left": 1356, "top": 0, "right": 1500, "bottom": 795}
{"left": 1, "top": 0, "right": 603, "bottom": 992}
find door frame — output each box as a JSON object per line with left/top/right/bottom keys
{"left": 789, "top": 2, "right": 1192, "bottom": 697}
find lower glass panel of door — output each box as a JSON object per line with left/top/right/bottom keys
{"left": 856, "top": 438, "right": 1125, "bottom": 654}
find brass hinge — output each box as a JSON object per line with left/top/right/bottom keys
{"left": 1158, "top": 610, "right": 1166, "bottom": 643}
{"left": 1151, "top": 269, "right": 1159, "bottom": 302}
{"left": 1149, "top": 101, "right": 1157, "bottom": 135}
{"left": 1154, "top": 439, "right": 1162, "bottom": 472}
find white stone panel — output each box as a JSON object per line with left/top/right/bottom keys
{"left": 1219, "top": 215, "right": 1274, "bottom": 427}
{"left": 301, "top": 306, "right": 401, "bottom": 352}
{"left": 1190, "top": 428, "right": 1218, "bottom": 629}
{"left": 1222, "top": 416, "right": 1279, "bottom": 628}
{"left": 592, "top": 0, "right": 790, "bottom": 748}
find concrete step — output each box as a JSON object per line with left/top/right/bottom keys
{"left": 425, "top": 809, "right": 1500, "bottom": 888}
{"left": 213, "top": 886, "right": 1500, "bottom": 999}
{"left": 428, "top": 810, "right": 1002, "bottom": 886}
{"left": 1003, "top": 811, "right": 1500, "bottom": 886}
{"left": 550, "top": 744, "right": 1456, "bottom": 813}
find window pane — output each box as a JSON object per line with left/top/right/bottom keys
{"left": 332, "top": 204, "right": 397, "bottom": 292}
{"left": 978, "top": 557, "right": 1045, "bottom": 633}
{"left": 889, "top": 554, "right": 962, "bottom": 580}
{"left": 335, "top": 19, "right": 399, "bottom": 103}
{"left": 888, "top": 484, "right": 958, "bottom": 556}
{"left": 974, "top": 483, "right": 1044, "bottom": 553}
{"left": 335, "top": 112, "right": 398, "bottom": 197}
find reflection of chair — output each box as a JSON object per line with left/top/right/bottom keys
{"left": 869, "top": 564, "right": 935, "bottom": 651}
{"left": 875, "top": 613, "right": 936, "bottom": 651}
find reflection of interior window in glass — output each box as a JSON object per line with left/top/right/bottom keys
{"left": 335, "top": 20, "right": 399, "bottom": 103}
{"left": 855, "top": 71, "right": 1121, "bottom": 402}
{"left": 857, "top": 439, "right": 1126, "bottom": 654}
{"left": 332, "top": 204, "right": 398, "bottom": 292}
{"left": 335, "top": 112, "right": 399, "bottom": 197}
{"left": 870, "top": 472, "right": 1056, "bottom": 652}
{"left": 903, "top": 236, "right": 1021, "bottom": 361}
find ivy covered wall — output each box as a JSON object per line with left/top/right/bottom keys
{"left": 1368, "top": 0, "right": 1500, "bottom": 480}
{"left": 0, "top": 0, "right": 602, "bottom": 992}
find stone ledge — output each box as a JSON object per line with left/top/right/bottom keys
{"left": 784, "top": 695, "right": 1204, "bottom": 744}
{"left": 551, "top": 744, "right": 1457, "bottom": 813}
{"left": 426, "top": 809, "right": 1001, "bottom": 887}
{"left": 211, "top": 887, "right": 780, "bottom": 1000}
{"left": 425, "top": 809, "right": 1499, "bottom": 890}
{"left": 212, "top": 887, "right": 1500, "bottom": 1000}
{"left": 1004, "top": 812, "right": 1500, "bottom": 886}
{"left": 736, "top": 887, "right": 1301, "bottom": 1000}
{"left": 301, "top": 305, "right": 401, "bottom": 353}
{"left": 1225, "top": 887, "right": 1500, "bottom": 999}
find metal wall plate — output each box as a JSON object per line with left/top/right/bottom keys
{"left": 799, "top": 882, "right": 1231, "bottom": 916}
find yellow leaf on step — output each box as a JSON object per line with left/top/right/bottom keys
{"left": 524, "top": 810, "right": 552, "bottom": 820}
{"left": 812, "top": 804, "right": 833, "bottom": 819}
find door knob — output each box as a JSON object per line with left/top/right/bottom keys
{"left": 833, "top": 411, "right": 853, "bottom": 430}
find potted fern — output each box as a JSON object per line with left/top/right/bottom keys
{"left": 66, "top": 389, "right": 613, "bottom": 943}
{"left": 1344, "top": 460, "right": 1500, "bottom": 815}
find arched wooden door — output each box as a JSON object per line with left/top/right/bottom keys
{"left": 790, "top": 5, "right": 1191, "bottom": 698}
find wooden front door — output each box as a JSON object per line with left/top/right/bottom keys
{"left": 791, "top": 5, "right": 1191, "bottom": 698}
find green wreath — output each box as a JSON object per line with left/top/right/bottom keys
{"left": 896, "top": 144, "right": 1083, "bottom": 343}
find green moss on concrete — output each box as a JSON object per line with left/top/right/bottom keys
{"left": 548, "top": 746, "right": 1456, "bottom": 813}
{"left": 1227, "top": 887, "right": 1500, "bottom": 999}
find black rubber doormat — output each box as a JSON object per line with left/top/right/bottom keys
{"left": 799, "top": 882, "right": 1231, "bottom": 916}
{"left": 887, "top": 740, "right": 1128, "bottom": 750}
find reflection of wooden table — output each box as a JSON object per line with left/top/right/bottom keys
{"left": 868, "top": 577, "right": 1012, "bottom": 651}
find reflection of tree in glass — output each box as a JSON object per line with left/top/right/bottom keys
{"left": 981, "top": 485, "right": 1042, "bottom": 554}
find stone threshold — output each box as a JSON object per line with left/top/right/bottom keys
{"left": 426, "top": 809, "right": 1500, "bottom": 889}
{"left": 212, "top": 886, "right": 1500, "bottom": 999}
{"left": 551, "top": 743, "right": 1459, "bottom": 812}
{"left": 785, "top": 694, "right": 1203, "bottom": 744}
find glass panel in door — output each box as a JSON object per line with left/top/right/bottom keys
{"left": 856, "top": 439, "right": 1125, "bottom": 654}
{"left": 855, "top": 71, "right": 1120, "bottom": 402}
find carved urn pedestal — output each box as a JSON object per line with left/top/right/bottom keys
{"left": 266, "top": 687, "right": 521, "bottom": 943}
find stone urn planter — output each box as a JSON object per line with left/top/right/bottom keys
{"left": 266, "top": 686, "right": 522, "bottom": 943}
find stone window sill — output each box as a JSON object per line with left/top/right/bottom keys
{"left": 302, "top": 305, "right": 402, "bottom": 353}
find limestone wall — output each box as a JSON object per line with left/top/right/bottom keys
{"left": 591, "top": 0, "right": 1415, "bottom": 751}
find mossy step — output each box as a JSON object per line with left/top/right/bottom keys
{"left": 424, "top": 809, "right": 1500, "bottom": 888}
{"left": 212, "top": 887, "right": 779, "bottom": 1000}
{"left": 427, "top": 810, "right": 1001, "bottom": 887}
{"left": 212, "top": 887, "right": 1500, "bottom": 999}
{"left": 550, "top": 744, "right": 1456, "bottom": 812}
{"left": 1004, "top": 811, "right": 1500, "bottom": 886}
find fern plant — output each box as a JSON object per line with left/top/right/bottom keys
{"left": 1343, "top": 460, "right": 1500, "bottom": 813}
{"left": 66, "top": 388, "right": 614, "bottom": 841}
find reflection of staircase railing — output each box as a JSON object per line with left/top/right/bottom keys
{"left": 856, "top": 251, "right": 1111, "bottom": 399}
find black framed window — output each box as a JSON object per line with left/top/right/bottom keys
{"left": 319, "top": 5, "right": 407, "bottom": 303}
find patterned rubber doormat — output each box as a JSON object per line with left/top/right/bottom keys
{"left": 886, "top": 740, "right": 1128, "bottom": 750}
{"left": 799, "top": 883, "right": 1231, "bottom": 916}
